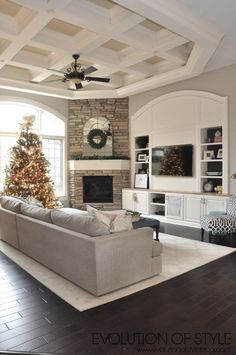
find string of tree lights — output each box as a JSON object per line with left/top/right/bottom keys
{"left": 3, "top": 115, "right": 61, "bottom": 208}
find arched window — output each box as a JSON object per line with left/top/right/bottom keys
{"left": 0, "top": 101, "right": 65, "bottom": 196}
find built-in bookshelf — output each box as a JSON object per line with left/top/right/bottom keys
{"left": 200, "top": 126, "right": 224, "bottom": 193}
{"left": 134, "top": 135, "right": 150, "bottom": 177}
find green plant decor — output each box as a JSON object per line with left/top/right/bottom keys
{"left": 87, "top": 128, "right": 107, "bottom": 149}
{"left": 73, "top": 155, "right": 129, "bottom": 160}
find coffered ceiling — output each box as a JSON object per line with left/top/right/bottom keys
{"left": 0, "top": 0, "right": 225, "bottom": 99}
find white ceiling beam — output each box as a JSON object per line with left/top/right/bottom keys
{"left": 74, "top": 31, "right": 109, "bottom": 55}
{"left": 33, "top": 28, "right": 76, "bottom": 54}
{"left": 12, "top": 50, "right": 49, "bottom": 69}
{"left": 157, "top": 46, "right": 188, "bottom": 66}
{"left": 56, "top": 2, "right": 143, "bottom": 38}
{"left": 0, "top": 65, "right": 30, "bottom": 82}
{"left": 8, "top": 0, "right": 72, "bottom": 12}
{"left": 57, "top": 0, "right": 111, "bottom": 33}
{"left": 0, "top": 12, "right": 53, "bottom": 69}
{"left": 0, "top": 0, "right": 72, "bottom": 70}
{"left": 0, "top": 12, "right": 18, "bottom": 35}
{"left": 81, "top": 47, "right": 119, "bottom": 66}
{"left": 0, "top": 39, "right": 11, "bottom": 55}
{"left": 116, "top": 28, "right": 188, "bottom": 54}
{"left": 112, "top": 0, "right": 223, "bottom": 45}
{"left": 15, "top": 7, "right": 36, "bottom": 33}
{"left": 0, "top": 77, "right": 74, "bottom": 99}
{"left": 127, "top": 62, "right": 155, "bottom": 77}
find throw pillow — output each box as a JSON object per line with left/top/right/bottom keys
{"left": 110, "top": 214, "right": 133, "bottom": 233}
{"left": 94, "top": 209, "right": 133, "bottom": 233}
{"left": 60, "top": 208, "right": 88, "bottom": 215}
{"left": 0, "top": 196, "right": 24, "bottom": 213}
{"left": 20, "top": 204, "right": 52, "bottom": 223}
{"left": 87, "top": 204, "right": 126, "bottom": 221}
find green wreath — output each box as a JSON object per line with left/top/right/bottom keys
{"left": 87, "top": 128, "right": 107, "bottom": 149}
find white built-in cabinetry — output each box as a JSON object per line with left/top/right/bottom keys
{"left": 123, "top": 190, "right": 149, "bottom": 214}
{"left": 131, "top": 91, "right": 228, "bottom": 194}
{"left": 183, "top": 194, "right": 227, "bottom": 223}
{"left": 122, "top": 189, "right": 229, "bottom": 227}
{"left": 127, "top": 91, "right": 229, "bottom": 227}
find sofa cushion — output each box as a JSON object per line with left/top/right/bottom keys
{"left": 0, "top": 196, "right": 24, "bottom": 213}
{"left": 59, "top": 208, "right": 88, "bottom": 215}
{"left": 20, "top": 204, "right": 52, "bottom": 223}
{"left": 152, "top": 241, "right": 162, "bottom": 257}
{"left": 51, "top": 209, "right": 110, "bottom": 237}
{"left": 94, "top": 209, "right": 133, "bottom": 233}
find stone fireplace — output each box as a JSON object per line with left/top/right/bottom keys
{"left": 68, "top": 97, "right": 130, "bottom": 210}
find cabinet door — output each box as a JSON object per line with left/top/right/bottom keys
{"left": 134, "top": 191, "right": 149, "bottom": 214}
{"left": 122, "top": 190, "right": 134, "bottom": 211}
{"left": 204, "top": 196, "right": 228, "bottom": 215}
{"left": 184, "top": 196, "right": 202, "bottom": 222}
{"left": 166, "top": 195, "right": 183, "bottom": 220}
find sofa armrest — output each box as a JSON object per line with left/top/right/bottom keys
{"left": 93, "top": 227, "right": 154, "bottom": 295}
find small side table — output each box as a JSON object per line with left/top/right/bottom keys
{"left": 132, "top": 217, "right": 160, "bottom": 241}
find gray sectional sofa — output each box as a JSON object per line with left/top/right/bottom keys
{"left": 0, "top": 196, "right": 162, "bottom": 296}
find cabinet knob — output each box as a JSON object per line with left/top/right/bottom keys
{"left": 133, "top": 193, "right": 137, "bottom": 202}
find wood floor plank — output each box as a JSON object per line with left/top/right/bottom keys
{"left": 11, "top": 336, "right": 48, "bottom": 352}
{"left": 0, "top": 325, "right": 8, "bottom": 334}
{"left": 0, "top": 313, "right": 22, "bottom": 326}
{"left": 0, "top": 230, "right": 235, "bottom": 354}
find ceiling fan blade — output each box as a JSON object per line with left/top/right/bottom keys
{"left": 44, "top": 79, "right": 62, "bottom": 83}
{"left": 86, "top": 77, "right": 110, "bottom": 83}
{"left": 47, "top": 69, "right": 66, "bottom": 74}
{"left": 75, "top": 82, "right": 83, "bottom": 89}
{"left": 83, "top": 66, "right": 97, "bottom": 75}
{"left": 30, "top": 79, "right": 61, "bottom": 84}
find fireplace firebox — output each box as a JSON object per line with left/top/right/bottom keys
{"left": 83, "top": 176, "right": 113, "bottom": 203}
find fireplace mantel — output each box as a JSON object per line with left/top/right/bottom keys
{"left": 68, "top": 159, "right": 130, "bottom": 171}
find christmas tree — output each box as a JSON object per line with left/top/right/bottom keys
{"left": 159, "top": 146, "right": 185, "bottom": 176}
{"left": 3, "top": 115, "right": 61, "bottom": 208}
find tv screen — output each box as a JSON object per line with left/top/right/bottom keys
{"left": 152, "top": 144, "right": 193, "bottom": 176}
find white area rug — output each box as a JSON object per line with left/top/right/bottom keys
{"left": 0, "top": 234, "right": 235, "bottom": 312}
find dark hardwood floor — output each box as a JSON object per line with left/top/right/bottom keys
{"left": 0, "top": 225, "right": 236, "bottom": 355}
{"left": 160, "top": 222, "right": 236, "bottom": 247}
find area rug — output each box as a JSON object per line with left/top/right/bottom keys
{"left": 0, "top": 234, "right": 235, "bottom": 311}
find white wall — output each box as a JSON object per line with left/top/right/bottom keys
{"left": 129, "top": 64, "right": 236, "bottom": 194}
{"left": 0, "top": 88, "right": 68, "bottom": 118}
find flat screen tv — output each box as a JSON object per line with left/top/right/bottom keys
{"left": 152, "top": 144, "right": 193, "bottom": 176}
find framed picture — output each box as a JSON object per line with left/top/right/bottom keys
{"left": 134, "top": 174, "right": 148, "bottom": 189}
{"left": 203, "top": 150, "right": 214, "bottom": 160}
{"left": 137, "top": 153, "right": 147, "bottom": 162}
{"left": 217, "top": 148, "right": 223, "bottom": 159}
{"left": 138, "top": 168, "right": 147, "bottom": 174}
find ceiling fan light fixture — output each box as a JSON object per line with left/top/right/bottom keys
{"left": 70, "top": 78, "right": 82, "bottom": 84}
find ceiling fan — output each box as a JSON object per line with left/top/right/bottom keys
{"left": 34, "top": 54, "right": 110, "bottom": 90}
